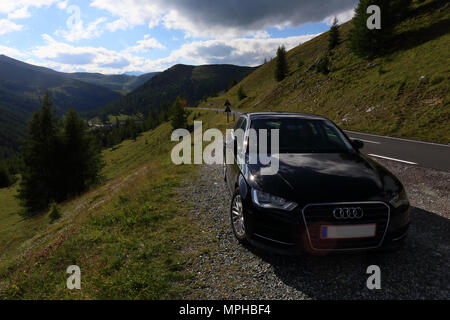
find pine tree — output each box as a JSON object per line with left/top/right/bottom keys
{"left": 170, "top": 96, "right": 189, "bottom": 129}
{"left": 275, "top": 46, "right": 289, "bottom": 82}
{"left": 18, "top": 92, "right": 60, "bottom": 213}
{"left": 349, "top": 0, "right": 412, "bottom": 59}
{"left": 18, "top": 94, "right": 104, "bottom": 214}
{"left": 328, "top": 17, "right": 340, "bottom": 50}
{"left": 61, "top": 109, "right": 103, "bottom": 198}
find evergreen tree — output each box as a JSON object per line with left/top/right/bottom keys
{"left": 170, "top": 96, "right": 189, "bottom": 129}
{"left": 18, "top": 93, "right": 104, "bottom": 214}
{"left": 61, "top": 109, "right": 103, "bottom": 198}
{"left": 275, "top": 46, "right": 289, "bottom": 82}
{"left": 18, "top": 92, "right": 60, "bottom": 213}
{"left": 328, "top": 17, "right": 340, "bottom": 50}
{"left": 349, "top": 0, "right": 412, "bottom": 58}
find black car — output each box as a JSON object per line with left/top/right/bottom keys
{"left": 224, "top": 112, "right": 410, "bottom": 254}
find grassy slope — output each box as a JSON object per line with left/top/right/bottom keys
{"left": 0, "top": 110, "right": 228, "bottom": 299}
{"left": 200, "top": 0, "right": 449, "bottom": 143}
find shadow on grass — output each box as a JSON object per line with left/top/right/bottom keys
{"left": 248, "top": 207, "right": 450, "bottom": 299}
{"left": 389, "top": 18, "right": 450, "bottom": 54}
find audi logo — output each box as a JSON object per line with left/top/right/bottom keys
{"left": 333, "top": 207, "right": 364, "bottom": 219}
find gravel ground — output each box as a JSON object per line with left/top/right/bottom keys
{"left": 179, "top": 160, "right": 450, "bottom": 300}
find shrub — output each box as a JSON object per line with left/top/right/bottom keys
{"left": 316, "top": 55, "right": 331, "bottom": 75}
{"left": 49, "top": 202, "right": 61, "bottom": 222}
{"left": 170, "top": 96, "right": 189, "bottom": 129}
{"left": 237, "top": 86, "right": 247, "bottom": 100}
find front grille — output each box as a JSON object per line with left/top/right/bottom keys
{"left": 302, "top": 202, "right": 390, "bottom": 251}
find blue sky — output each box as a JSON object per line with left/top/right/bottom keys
{"left": 0, "top": 0, "right": 357, "bottom": 74}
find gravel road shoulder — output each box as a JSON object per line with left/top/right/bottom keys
{"left": 178, "top": 160, "right": 450, "bottom": 300}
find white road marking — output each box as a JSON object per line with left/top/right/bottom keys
{"left": 349, "top": 137, "right": 381, "bottom": 145}
{"left": 345, "top": 130, "right": 449, "bottom": 147}
{"left": 368, "top": 154, "right": 418, "bottom": 165}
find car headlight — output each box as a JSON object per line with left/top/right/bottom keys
{"left": 251, "top": 189, "right": 297, "bottom": 211}
{"left": 389, "top": 188, "right": 409, "bottom": 208}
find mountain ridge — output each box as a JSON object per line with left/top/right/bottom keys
{"left": 98, "top": 63, "right": 257, "bottom": 117}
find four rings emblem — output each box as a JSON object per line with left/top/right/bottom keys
{"left": 333, "top": 207, "right": 364, "bottom": 219}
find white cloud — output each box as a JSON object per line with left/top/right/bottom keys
{"left": 32, "top": 34, "right": 156, "bottom": 73}
{"left": 125, "top": 35, "right": 166, "bottom": 53}
{"left": 7, "top": 6, "right": 31, "bottom": 19}
{"left": 0, "top": 19, "right": 23, "bottom": 35}
{"left": 323, "top": 8, "right": 355, "bottom": 25}
{"left": 0, "top": 0, "right": 58, "bottom": 16}
{"left": 55, "top": 17, "right": 107, "bottom": 42}
{"left": 0, "top": 45, "right": 28, "bottom": 59}
{"left": 106, "top": 18, "right": 129, "bottom": 32}
{"left": 29, "top": 30, "right": 321, "bottom": 74}
{"left": 161, "top": 34, "right": 320, "bottom": 67}
{"left": 57, "top": 0, "right": 69, "bottom": 10}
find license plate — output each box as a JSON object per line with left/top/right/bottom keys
{"left": 320, "top": 224, "right": 376, "bottom": 239}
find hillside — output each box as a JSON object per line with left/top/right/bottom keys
{"left": 99, "top": 64, "right": 256, "bottom": 117}
{"left": 0, "top": 55, "right": 122, "bottom": 157}
{"left": 0, "top": 110, "right": 229, "bottom": 299}
{"left": 200, "top": 0, "right": 449, "bottom": 143}
{"left": 65, "top": 72, "right": 160, "bottom": 94}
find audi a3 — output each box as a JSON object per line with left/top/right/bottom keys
{"left": 223, "top": 112, "right": 410, "bottom": 254}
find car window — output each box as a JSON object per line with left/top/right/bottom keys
{"left": 250, "top": 118, "right": 353, "bottom": 153}
{"left": 233, "top": 118, "right": 243, "bottom": 131}
{"left": 239, "top": 118, "right": 247, "bottom": 131}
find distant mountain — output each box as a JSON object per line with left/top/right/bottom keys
{"left": 0, "top": 54, "right": 121, "bottom": 157}
{"left": 99, "top": 64, "right": 256, "bottom": 117}
{"left": 65, "top": 72, "right": 160, "bottom": 94}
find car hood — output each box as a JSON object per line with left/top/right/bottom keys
{"left": 246, "top": 153, "right": 396, "bottom": 205}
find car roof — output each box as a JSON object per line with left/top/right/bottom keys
{"left": 243, "top": 112, "right": 329, "bottom": 121}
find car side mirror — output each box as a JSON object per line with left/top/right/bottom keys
{"left": 352, "top": 139, "right": 364, "bottom": 151}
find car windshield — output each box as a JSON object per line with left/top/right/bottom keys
{"left": 250, "top": 117, "right": 354, "bottom": 153}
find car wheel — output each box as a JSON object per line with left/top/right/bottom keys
{"left": 230, "top": 188, "right": 247, "bottom": 243}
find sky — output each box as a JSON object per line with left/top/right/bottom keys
{"left": 0, "top": 0, "right": 357, "bottom": 74}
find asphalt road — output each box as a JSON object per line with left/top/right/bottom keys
{"left": 345, "top": 130, "right": 450, "bottom": 172}
{"left": 196, "top": 108, "right": 450, "bottom": 172}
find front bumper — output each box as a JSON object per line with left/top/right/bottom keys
{"left": 243, "top": 198, "right": 410, "bottom": 255}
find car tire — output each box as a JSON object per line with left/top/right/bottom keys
{"left": 230, "top": 188, "right": 248, "bottom": 244}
